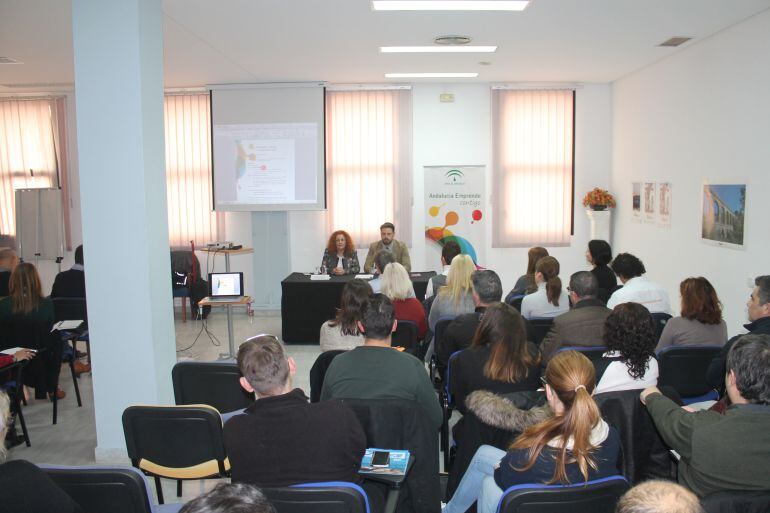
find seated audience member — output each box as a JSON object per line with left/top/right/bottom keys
{"left": 617, "top": 480, "right": 704, "bottom": 513}
{"left": 450, "top": 302, "right": 541, "bottom": 415}
{"left": 425, "top": 240, "right": 462, "bottom": 299}
{"left": 363, "top": 222, "right": 411, "bottom": 273}
{"left": 656, "top": 277, "right": 727, "bottom": 352}
{"left": 443, "top": 350, "right": 621, "bottom": 513}
{"left": 595, "top": 302, "right": 659, "bottom": 393}
{"left": 321, "top": 294, "right": 442, "bottom": 430}
{"left": 381, "top": 262, "right": 426, "bottom": 340}
{"left": 505, "top": 246, "right": 549, "bottom": 302}
{"left": 706, "top": 275, "right": 770, "bottom": 391}
{"left": 607, "top": 253, "right": 671, "bottom": 313}
{"left": 179, "top": 483, "right": 276, "bottom": 513}
{"left": 428, "top": 254, "right": 477, "bottom": 332}
{"left": 0, "top": 390, "right": 84, "bottom": 513}
{"left": 51, "top": 244, "right": 86, "bottom": 298}
{"left": 520, "top": 256, "right": 569, "bottom": 319}
{"left": 224, "top": 335, "right": 383, "bottom": 512}
{"left": 438, "top": 270, "right": 502, "bottom": 371}
{"left": 586, "top": 239, "right": 617, "bottom": 304}
{"left": 641, "top": 334, "right": 770, "bottom": 497}
{"left": 540, "top": 271, "right": 611, "bottom": 362}
{"left": 0, "top": 262, "right": 64, "bottom": 400}
{"left": 0, "top": 248, "right": 19, "bottom": 296}
{"left": 319, "top": 279, "right": 372, "bottom": 352}
{"left": 321, "top": 230, "right": 360, "bottom": 276}
{"left": 369, "top": 250, "right": 415, "bottom": 297}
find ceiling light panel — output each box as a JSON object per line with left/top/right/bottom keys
{"left": 380, "top": 46, "right": 497, "bottom": 53}
{"left": 372, "top": 1, "right": 529, "bottom": 11}
{"left": 385, "top": 72, "right": 479, "bottom": 78}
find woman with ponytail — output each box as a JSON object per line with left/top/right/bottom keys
{"left": 442, "top": 351, "right": 621, "bottom": 513}
{"left": 520, "top": 256, "right": 569, "bottom": 319}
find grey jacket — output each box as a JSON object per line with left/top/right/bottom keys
{"left": 540, "top": 298, "right": 611, "bottom": 361}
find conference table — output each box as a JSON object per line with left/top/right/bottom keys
{"left": 281, "top": 271, "right": 436, "bottom": 344}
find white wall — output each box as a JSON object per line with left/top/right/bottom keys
{"left": 611, "top": 9, "right": 770, "bottom": 332}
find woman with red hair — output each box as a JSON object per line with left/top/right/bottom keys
{"left": 321, "top": 230, "right": 360, "bottom": 276}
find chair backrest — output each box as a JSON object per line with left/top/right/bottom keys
{"left": 434, "top": 317, "right": 455, "bottom": 351}
{"left": 657, "top": 345, "right": 722, "bottom": 397}
{"left": 702, "top": 489, "right": 770, "bottom": 513}
{"left": 41, "top": 465, "right": 154, "bottom": 513}
{"left": 172, "top": 361, "right": 253, "bottom": 413}
{"left": 444, "top": 349, "right": 464, "bottom": 406}
{"left": 527, "top": 318, "right": 554, "bottom": 346}
{"left": 650, "top": 312, "right": 672, "bottom": 342}
{"left": 263, "top": 482, "right": 370, "bottom": 513}
{"left": 52, "top": 297, "right": 88, "bottom": 324}
{"left": 393, "top": 320, "right": 419, "bottom": 350}
{"left": 122, "top": 405, "right": 228, "bottom": 478}
{"left": 497, "top": 475, "right": 629, "bottom": 513}
{"left": 557, "top": 346, "right": 608, "bottom": 365}
{"left": 309, "top": 350, "right": 347, "bottom": 403}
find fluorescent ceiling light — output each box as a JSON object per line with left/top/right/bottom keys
{"left": 385, "top": 72, "right": 479, "bottom": 78}
{"left": 372, "top": 1, "right": 529, "bottom": 11}
{"left": 380, "top": 46, "right": 497, "bottom": 53}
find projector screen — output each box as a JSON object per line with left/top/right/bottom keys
{"left": 210, "top": 83, "right": 326, "bottom": 211}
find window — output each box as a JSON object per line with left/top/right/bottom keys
{"left": 492, "top": 89, "right": 575, "bottom": 247}
{"left": 164, "top": 93, "right": 222, "bottom": 248}
{"left": 325, "top": 89, "right": 412, "bottom": 247}
{"left": 0, "top": 98, "right": 60, "bottom": 236}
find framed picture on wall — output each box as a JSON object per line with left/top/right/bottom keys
{"left": 632, "top": 182, "right": 642, "bottom": 222}
{"left": 643, "top": 182, "right": 656, "bottom": 223}
{"left": 701, "top": 183, "right": 746, "bottom": 249}
{"left": 658, "top": 182, "right": 671, "bottom": 228}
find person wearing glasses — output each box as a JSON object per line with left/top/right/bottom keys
{"left": 442, "top": 350, "right": 621, "bottom": 513}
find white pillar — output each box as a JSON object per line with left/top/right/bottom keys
{"left": 586, "top": 209, "right": 612, "bottom": 243}
{"left": 72, "top": 0, "right": 175, "bottom": 457}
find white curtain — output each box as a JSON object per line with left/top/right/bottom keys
{"left": 325, "top": 89, "right": 412, "bottom": 248}
{"left": 0, "top": 98, "right": 59, "bottom": 236}
{"left": 492, "top": 89, "right": 574, "bottom": 247}
{"left": 164, "top": 93, "right": 223, "bottom": 248}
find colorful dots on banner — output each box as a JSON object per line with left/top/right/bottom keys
{"left": 471, "top": 209, "right": 483, "bottom": 223}
{"left": 445, "top": 210, "right": 459, "bottom": 227}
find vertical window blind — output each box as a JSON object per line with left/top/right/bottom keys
{"left": 325, "top": 89, "right": 413, "bottom": 248}
{"left": 164, "top": 93, "right": 222, "bottom": 248}
{"left": 492, "top": 89, "right": 575, "bottom": 247}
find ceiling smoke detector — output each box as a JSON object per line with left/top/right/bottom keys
{"left": 434, "top": 35, "right": 472, "bottom": 45}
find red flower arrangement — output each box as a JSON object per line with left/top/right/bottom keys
{"left": 582, "top": 188, "right": 616, "bottom": 210}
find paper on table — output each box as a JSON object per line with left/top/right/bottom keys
{"left": 309, "top": 275, "right": 331, "bottom": 281}
{"left": 355, "top": 274, "right": 374, "bottom": 279}
{"left": 52, "top": 320, "right": 84, "bottom": 331}
{"left": 1, "top": 347, "right": 29, "bottom": 355}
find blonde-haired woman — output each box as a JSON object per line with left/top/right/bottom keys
{"left": 382, "top": 262, "right": 426, "bottom": 340}
{"left": 0, "top": 262, "right": 62, "bottom": 400}
{"left": 428, "top": 254, "right": 476, "bottom": 332}
{"left": 520, "top": 256, "right": 569, "bottom": 319}
{"left": 442, "top": 351, "right": 621, "bottom": 513}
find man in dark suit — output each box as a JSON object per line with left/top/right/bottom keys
{"left": 539, "top": 271, "right": 611, "bottom": 361}
{"left": 51, "top": 245, "right": 86, "bottom": 298}
{"left": 0, "top": 248, "right": 18, "bottom": 296}
{"left": 437, "top": 270, "right": 502, "bottom": 371}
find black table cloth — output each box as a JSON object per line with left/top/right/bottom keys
{"left": 281, "top": 272, "right": 435, "bottom": 344}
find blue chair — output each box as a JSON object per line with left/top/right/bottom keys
{"left": 40, "top": 465, "right": 182, "bottom": 513}
{"left": 392, "top": 319, "right": 419, "bottom": 351}
{"left": 440, "top": 349, "right": 464, "bottom": 469}
{"left": 527, "top": 318, "right": 554, "bottom": 346}
{"left": 657, "top": 345, "right": 722, "bottom": 405}
{"left": 650, "top": 312, "right": 672, "bottom": 343}
{"left": 428, "top": 316, "right": 456, "bottom": 386}
{"left": 496, "top": 475, "right": 629, "bottom": 513}
{"left": 263, "top": 481, "right": 370, "bottom": 513}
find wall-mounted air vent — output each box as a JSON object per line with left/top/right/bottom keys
{"left": 658, "top": 37, "right": 692, "bottom": 47}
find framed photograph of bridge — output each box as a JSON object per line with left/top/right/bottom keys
{"left": 701, "top": 183, "right": 746, "bottom": 249}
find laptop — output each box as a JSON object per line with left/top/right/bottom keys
{"left": 207, "top": 272, "right": 244, "bottom": 302}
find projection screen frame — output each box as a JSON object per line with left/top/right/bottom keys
{"left": 208, "top": 82, "right": 327, "bottom": 212}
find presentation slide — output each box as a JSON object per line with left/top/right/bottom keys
{"left": 210, "top": 84, "right": 326, "bottom": 212}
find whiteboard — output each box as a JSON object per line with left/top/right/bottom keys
{"left": 15, "top": 188, "right": 63, "bottom": 262}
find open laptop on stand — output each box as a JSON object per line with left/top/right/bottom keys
{"left": 207, "top": 272, "right": 244, "bottom": 302}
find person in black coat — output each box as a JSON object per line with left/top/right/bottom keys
{"left": 587, "top": 240, "right": 617, "bottom": 304}
{"left": 51, "top": 245, "right": 86, "bottom": 298}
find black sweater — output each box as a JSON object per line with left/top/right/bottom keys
{"left": 223, "top": 388, "right": 366, "bottom": 487}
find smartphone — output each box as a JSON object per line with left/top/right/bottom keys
{"left": 371, "top": 451, "right": 390, "bottom": 468}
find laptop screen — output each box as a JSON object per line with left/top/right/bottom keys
{"left": 209, "top": 272, "right": 243, "bottom": 297}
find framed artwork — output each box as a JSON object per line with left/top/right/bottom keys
{"left": 643, "top": 182, "right": 656, "bottom": 223}
{"left": 701, "top": 183, "right": 746, "bottom": 248}
{"left": 632, "top": 182, "right": 642, "bottom": 222}
{"left": 658, "top": 182, "right": 671, "bottom": 228}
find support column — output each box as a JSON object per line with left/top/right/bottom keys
{"left": 72, "top": 0, "right": 175, "bottom": 457}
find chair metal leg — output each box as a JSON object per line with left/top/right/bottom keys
{"left": 52, "top": 388, "right": 58, "bottom": 425}
{"left": 177, "top": 479, "right": 183, "bottom": 497}
{"left": 12, "top": 367, "right": 30, "bottom": 446}
{"left": 154, "top": 476, "right": 164, "bottom": 504}
{"left": 69, "top": 360, "right": 83, "bottom": 407}
{"left": 86, "top": 339, "right": 91, "bottom": 364}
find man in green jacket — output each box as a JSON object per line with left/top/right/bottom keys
{"left": 321, "top": 294, "right": 442, "bottom": 429}
{"left": 640, "top": 334, "right": 770, "bottom": 497}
